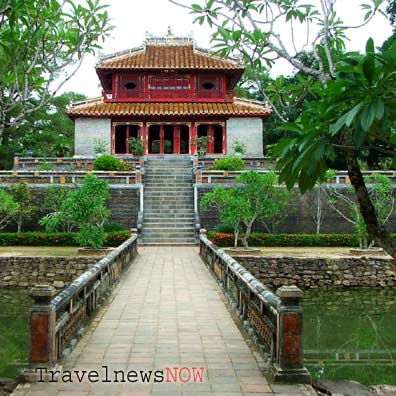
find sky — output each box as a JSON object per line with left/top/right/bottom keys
{"left": 61, "top": 0, "right": 393, "bottom": 99}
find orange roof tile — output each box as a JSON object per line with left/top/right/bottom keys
{"left": 68, "top": 98, "right": 271, "bottom": 118}
{"left": 96, "top": 45, "right": 244, "bottom": 71}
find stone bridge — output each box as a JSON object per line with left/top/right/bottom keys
{"left": 13, "top": 239, "right": 315, "bottom": 396}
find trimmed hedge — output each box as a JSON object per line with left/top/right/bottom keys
{"left": 207, "top": 231, "right": 362, "bottom": 247}
{"left": 0, "top": 230, "right": 131, "bottom": 247}
{"left": 213, "top": 156, "right": 245, "bottom": 171}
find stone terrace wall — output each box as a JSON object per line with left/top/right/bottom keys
{"left": 0, "top": 256, "right": 97, "bottom": 289}
{"left": 198, "top": 184, "right": 396, "bottom": 234}
{"left": 236, "top": 256, "right": 396, "bottom": 289}
{"left": 0, "top": 184, "right": 139, "bottom": 232}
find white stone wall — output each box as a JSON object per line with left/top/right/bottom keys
{"left": 74, "top": 118, "right": 111, "bottom": 156}
{"left": 226, "top": 117, "right": 263, "bottom": 157}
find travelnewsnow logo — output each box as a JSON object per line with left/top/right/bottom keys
{"left": 36, "top": 366, "right": 205, "bottom": 383}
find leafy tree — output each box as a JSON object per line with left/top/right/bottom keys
{"left": 301, "top": 169, "right": 335, "bottom": 234}
{"left": 0, "top": 189, "right": 18, "bottom": 230}
{"left": 387, "top": 0, "right": 396, "bottom": 34}
{"left": 327, "top": 174, "right": 395, "bottom": 248}
{"left": 273, "top": 38, "right": 396, "bottom": 255}
{"left": 0, "top": 92, "right": 86, "bottom": 169}
{"left": 170, "top": 0, "right": 396, "bottom": 256}
{"left": 0, "top": 0, "right": 112, "bottom": 141}
{"left": 9, "top": 181, "right": 36, "bottom": 232}
{"left": 200, "top": 171, "right": 291, "bottom": 247}
{"left": 40, "top": 185, "right": 75, "bottom": 232}
{"left": 40, "top": 174, "right": 111, "bottom": 248}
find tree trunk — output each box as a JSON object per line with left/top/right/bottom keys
{"left": 234, "top": 229, "right": 239, "bottom": 248}
{"left": 345, "top": 149, "right": 396, "bottom": 257}
{"left": 242, "top": 219, "right": 254, "bottom": 248}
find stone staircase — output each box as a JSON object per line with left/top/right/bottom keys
{"left": 142, "top": 156, "right": 195, "bottom": 244}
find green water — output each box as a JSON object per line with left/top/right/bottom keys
{"left": 303, "top": 290, "right": 396, "bottom": 386}
{"left": 0, "top": 290, "right": 32, "bottom": 378}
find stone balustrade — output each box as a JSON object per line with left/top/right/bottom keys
{"left": 196, "top": 169, "right": 396, "bottom": 184}
{"left": 0, "top": 170, "right": 139, "bottom": 185}
{"left": 199, "top": 231, "right": 311, "bottom": 383}
{"left": 24, "top": 235, "right": 138, "bottom": 380}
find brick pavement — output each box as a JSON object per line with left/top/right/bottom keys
{"left": 12, "top": 246, "right": 316, "bottom": 396}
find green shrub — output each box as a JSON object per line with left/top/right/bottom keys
{"left": 103, "top": 221, "right": 127, "bottom": 232}
{"left": 206, "top": 231, "right": 362, "bottom": 247}
{"left": 93, "top": 155, "right": 122, "bottom": 171}
{"left": 214, "top": 223, "right": 236, "bottom": 234}
{"left": 0, "top": 231, "right": 131, "bottom": 247}
{"left": 213, "top": 157, "right": 245, "bottom": 171}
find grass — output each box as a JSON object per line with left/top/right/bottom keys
{"left": 258, "top": 246, "right": 390, "bottom": 258}
{"left": 0, "top": 246, "right": 79, "bottom": 257}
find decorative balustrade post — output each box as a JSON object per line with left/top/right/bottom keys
{"left": 271, "top": 286, "right": 311, "bottom": 383}
{"left": 136, "top": 166, "right": 142, "bottom": 183}
{"left": 23, "top": 285, "right": 58, "bottom": 381}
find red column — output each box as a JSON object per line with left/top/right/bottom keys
{"left": 160, "top": 125, "right": 164, "bottom": 154}
{"left": 111, "top": 124, "right": 115, "bottom": 154}
{"left": 190, "top": 123, "right": 197, "bottom": 155}
{"left": 143, "top": 123, "right": 149, "bottom": 155}
{"left": 174, "top": 125, "right": 180, "bottom": 154}
{"left": 208, "top": 124, "right": 214, "bottom": 154}
{"left": 222, "top": 125, "right": 226, "bottom": 154}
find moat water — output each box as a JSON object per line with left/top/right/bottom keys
{"left": 0, "top": 289, "right": 395, "bottom": 386}
{"left": 302, "top": 290, "right": 396, "bottom": 386}
{"left": 0, "top": 290, "right": 31, "bottom": 378}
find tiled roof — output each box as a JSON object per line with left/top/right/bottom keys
{"left": 68, "top": 98, "right": 271, "bottom": 118}
{"left": 96, "top": 45, "right": 244, "bottom": 71}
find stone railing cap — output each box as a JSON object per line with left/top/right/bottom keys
{"left": 276, "top": 285, "right": 303, "bottom": 299}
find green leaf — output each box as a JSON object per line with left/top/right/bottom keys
{"left": 372, "top": 96, "right": 384, "bottom": 120}
{"left": 365, "top": 37, "right": 375, "bottom": 54}
{"left": 360, "top": 104, "right": 375, "bottom": 132}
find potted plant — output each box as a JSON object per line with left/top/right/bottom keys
{"left": 231, "top": 139, "right": 247, "bottom": 156}
{"left": 192, "top": 136, "right": 212, "bottom": 157}
{"left": 128, "top": 137, "right": 145, "bottom": 156}
{"left": 93, "top": 138, "right": 109, "bottom": 157}
{"left": 152, "top": 140, "right": 160, "bottom": 154}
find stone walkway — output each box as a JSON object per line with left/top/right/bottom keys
{"left": 13, "top": 247, "right": 316, "bottom": 396}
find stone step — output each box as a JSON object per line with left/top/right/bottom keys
{"left": 145, "top": 169, "right": 192, "bottom": 174}
{"left": 142, "top": 232, "right": 196, "bottom": 239}
{"left": 145, "top": 206, "right": 194, "bottom": 211}
{"left": 141, "top": 237, "right": 196, "bottom": 244}
{"left": 144, "top": 187, "right": 193, "bottom": 192}
{"left": 144, "top": 221, "right": 193, "bottom": 226}
{"left": 144, "top": 214, "right": 194, "bottom": 220}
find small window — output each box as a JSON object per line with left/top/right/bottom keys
{"left": 124, "top": 82, "right": 136, "bottom": 90}
{"left": 202, "top": 82, "right": 215, "bottom": 90}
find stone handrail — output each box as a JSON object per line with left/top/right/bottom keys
{"left": 14, "top": 156, "right": 140, "bottom": 170}
{"left": 25, "top": 235, "right": 138, "bottom": 379}
{"left": 199, "top": 232, "right": 311, "bottom": 383}
{"left": 0, "top": 170, "right": 138, "bottom": 185}
{"left": 199, "top": 169, "right": 396, "bottom": 184}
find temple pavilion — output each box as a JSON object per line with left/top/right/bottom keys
{"left": 68, "top": 30, "right": 271, "bottom": 157}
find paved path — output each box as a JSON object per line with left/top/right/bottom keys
{"left": 13, "top": 247, "right": 316, "bottom": 396}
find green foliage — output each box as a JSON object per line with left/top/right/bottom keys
{"left": 93, "top": 155, "right": 122, "bottom": 171}
{"left": 272, "top": 38, "right": 396, "bottom": 193}
{"left": 9, "top": 181, "right": 36, "bottom": 233}
{"left": 231, "top": 139, "right": 247, "bottom": 154}
{"left": 213, "top": 157, "right": 245, "bottom": 171}
{"left": 327, "top": 173, "right": 396, "bottom": 248}
{"left": 93, "top": 138, "right": 109, "bottom": 155}
{"left": 0, "top": 190, "right": 19, "bottom": 230}
{"left": 214, "top": 223, "right": 236, "bottom": 234}
{"left": 0, "top": 92, "right": 86, "bottom": 169}
{"left": 0, "top": 231, "right": 130, "bottom": 247}
{"left": 152, "top": 140, "right": 160, "bottom": 154}
{"left": 38, "top": 162, "right": 55, "bottom": 171}
{"left": 103, "top": 221, "right": 127, "bottom": 232}
{"left": 201, "top": 171, "right": 291, "bottom": 247}
{"left": 207, "top": 231, "right": 360, "bottom": 247}
{"left": 192, "top": 136, "right": 211, "bottom": 157}
{"left": 128, "top": 137, "right": 144, "bottom": 156}
{"left": 40, "top": 174, "right": 111, "bottom": 248}
{"left": 0, "top": 1, "right": 112, "bottom": 153}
